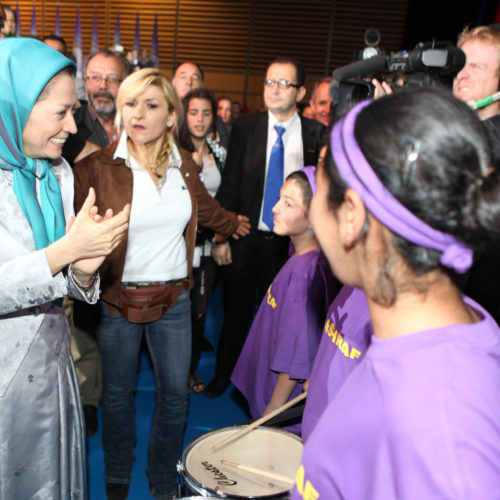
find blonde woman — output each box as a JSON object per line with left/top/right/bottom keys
{"left": 74, "top": 68, "right": 249, "bottom": 500}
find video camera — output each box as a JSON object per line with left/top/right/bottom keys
{"left": 331, "top": 40, "right": 466, "bottom": 118}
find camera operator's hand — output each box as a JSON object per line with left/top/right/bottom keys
{"left": 372, "top": 79, "right": 393, "bottom": 99}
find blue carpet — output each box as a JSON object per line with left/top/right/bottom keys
{"left": 87, "top": 284, "right": 251, "bottom": 499}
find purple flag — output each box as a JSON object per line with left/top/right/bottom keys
{"left": 54, "top": 4, "right": 61, "bottom": 37}
{"left": 16, "top": 0, "right": 21, "bottom": 36}
{"left": 133, "top": 12, "right": 141, "bottom": 53}
{"left": 72, "top": 6, "right": 83, "bottom": 77}
{"left": 91, "top": 8, "right": 99, "bottom": 54}
{"left": 113, "top": 8, "right": 123, "bottom": 52}
{"left": 150, "top": 13, "right": 159, "bottom": 68}
{"left": 29, "top": 2, "right": 37, "bottom": 37}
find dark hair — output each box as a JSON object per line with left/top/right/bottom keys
{"left": 43, "top": 34, "right": 67, "bottom": 54}
{"left": 311, "top": 77, "right": 332, "bottom": 101}
{"left": 3, "top": 5, "right": 15, "bottom": 22}
{"left": 325, "top": 87, "right": 500, "bottom": 295}
{"left": 286, "top": 171, "right": 313, "bottom": 212}
{"left": 173, "top": 62, "right": 204, "bottom": 84}
{"left": 178, "top": 88, "right": 217, "bottom": 152}
{"left": 38, "top": 65, "right": 75, "bottom": 101}
{"left": 268, "top": 56, "right": 306, "bottom": 87}
{"left": 84, "top": 50, "right": 130, "bottom": 77}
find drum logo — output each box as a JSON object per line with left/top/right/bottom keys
{"left": 202, "top": 461, "right": 238, "bottom": 486}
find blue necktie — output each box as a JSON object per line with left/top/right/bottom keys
{"left": 262, "top": 125, "right": 286, "bottom": 230}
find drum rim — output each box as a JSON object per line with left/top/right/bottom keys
{"left": 183, "top": 425, "right": 303, "bottom": 458}
{"left": 181, "top": 425, "right": 302, "bottom": 499}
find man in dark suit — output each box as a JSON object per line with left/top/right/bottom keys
{"left": 205, "top": 56, "right": 325, "bottom": 397}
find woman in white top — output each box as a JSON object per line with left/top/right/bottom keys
{"left": 73, "top": 68, "right": 249, "bottom": 500}
{"left": 0, "top": 37, "right": 129, "bottom": 499}
{"left": 179, "top": 87, "right": 227, "bottom": 393}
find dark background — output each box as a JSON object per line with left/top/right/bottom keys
{"left": 404, "top": 0, "right": 499, "bottom": 48}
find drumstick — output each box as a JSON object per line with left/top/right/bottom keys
{"left": 211, "top": 391, "right": 307, "bottom": 451}
{"left": 221, "top": 459, "right": 295, "bottom": 487}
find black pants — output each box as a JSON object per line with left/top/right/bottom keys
{"left": 190, "top": 256, "right": 218, "bottom": 373}
{"left": 214, "top": 231, "right": 290, "bottom": 382}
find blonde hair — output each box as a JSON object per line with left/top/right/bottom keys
{"left": 457, "top": 25, "right": 500, "bottom": 74}
{"left": 115, "top": 68, "right": 183, "bottom": 171}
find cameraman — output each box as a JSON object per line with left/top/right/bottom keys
{"left": 454, "top": 25, "right": 500, "bottom": 157}
{"left": 453, "top": 25, "right": 500, "bottom": 325}
{"left": 454, "top": 26, "right": 500, "bottom": 122}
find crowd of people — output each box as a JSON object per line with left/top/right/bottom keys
{"left": 1, "top": 2, "right": 500, "bottom": 499}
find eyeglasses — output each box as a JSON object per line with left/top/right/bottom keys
{"left": 86, "top": 74, "right": 123, "bottom": 86}
{"left": 263, "top": 79, "right": 300, "bottom": 90}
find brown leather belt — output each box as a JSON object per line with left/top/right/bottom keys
{"left": 119, "top": 279, "right": 189, "bottom": 323}
{"left": 122, "top": 279, "right": 189, "bottom": 289}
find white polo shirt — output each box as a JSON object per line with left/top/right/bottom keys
{"left": 114, "top": 132, "right": 192, "bottom": 282}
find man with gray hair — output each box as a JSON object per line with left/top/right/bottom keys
{"left": 82, "top": 51, "right": 129, "bottom": 146}
{"left": 309, "top": 77, "right": 332, "bottom": 127}
{"left": 62, "top": 50, "right": 129, "bottom": 164}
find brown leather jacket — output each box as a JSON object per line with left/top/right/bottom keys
{"left": 73, "top": 142, "right": 240, "bottom": 312}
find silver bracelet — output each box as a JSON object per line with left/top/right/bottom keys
{"left": 71, "top": 270, "right": 97, "bottom": 290}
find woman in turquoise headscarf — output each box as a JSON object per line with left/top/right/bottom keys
{"left": 0, "top": 38, "right": 130, "bottom": 499}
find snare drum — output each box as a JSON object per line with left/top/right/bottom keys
{"left": 179, "top": 426, "right": 303, "bottom": 498}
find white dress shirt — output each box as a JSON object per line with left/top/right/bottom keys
{"left": 258, "top": 110, "right": 304, "bottom": 231}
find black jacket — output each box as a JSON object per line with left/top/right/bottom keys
{"left": 216, "top": 111, "right": 325, "bottom": 230}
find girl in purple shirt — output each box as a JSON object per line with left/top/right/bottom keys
{"left": 300, "top": 285, "right": 372, "bottom": 442}
{"left": 293, "top": 88, "right": 500, "bottom": 499}
{"left": 231, "top": 167, "right": 339, "bottom": 434}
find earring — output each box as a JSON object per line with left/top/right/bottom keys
{"left": 308, "top": 225, "right": 313, "bottom": 234}
{"left": 167, "top": 122, "right": 173, "bottom": 127}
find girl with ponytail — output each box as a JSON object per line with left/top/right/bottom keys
{"left": 292, "top": 87, "right": 500, "bottom": 499}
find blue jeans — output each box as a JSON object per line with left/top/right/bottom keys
{"left": 97, "top": 290, "right": 191, "bottom": 499}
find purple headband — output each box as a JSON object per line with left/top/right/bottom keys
{"left": 330, "top": 100, "right": 473, "bottom": 274}
{"left": 300, "top": 165, "right": 317, "bottom": 195}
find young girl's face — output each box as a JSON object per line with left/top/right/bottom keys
{"left": 186, "top": 97, "right": 213, "bottom": 140}
{"left": 272, "top": 179, "right": 309, "bottom": 237}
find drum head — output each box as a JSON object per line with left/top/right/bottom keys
{"left": 182, "top": 426, "right": 302, "bottom": 498}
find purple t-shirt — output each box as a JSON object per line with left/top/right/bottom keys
{"left": 231, "top": 250, "right": 338, "bottom": 434}
{"left": 301, "top": 285, "right": 372, "bottom": 442}
{"left": 292, "top": 297, "right": 500, "bottom": 500}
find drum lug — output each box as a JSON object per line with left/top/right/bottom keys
{"left": 176, "top": 460, "right": 185, "bottom": 475}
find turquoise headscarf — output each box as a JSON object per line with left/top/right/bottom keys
{"left": 0, "top": 37, "right": 76, "bottom": 249}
